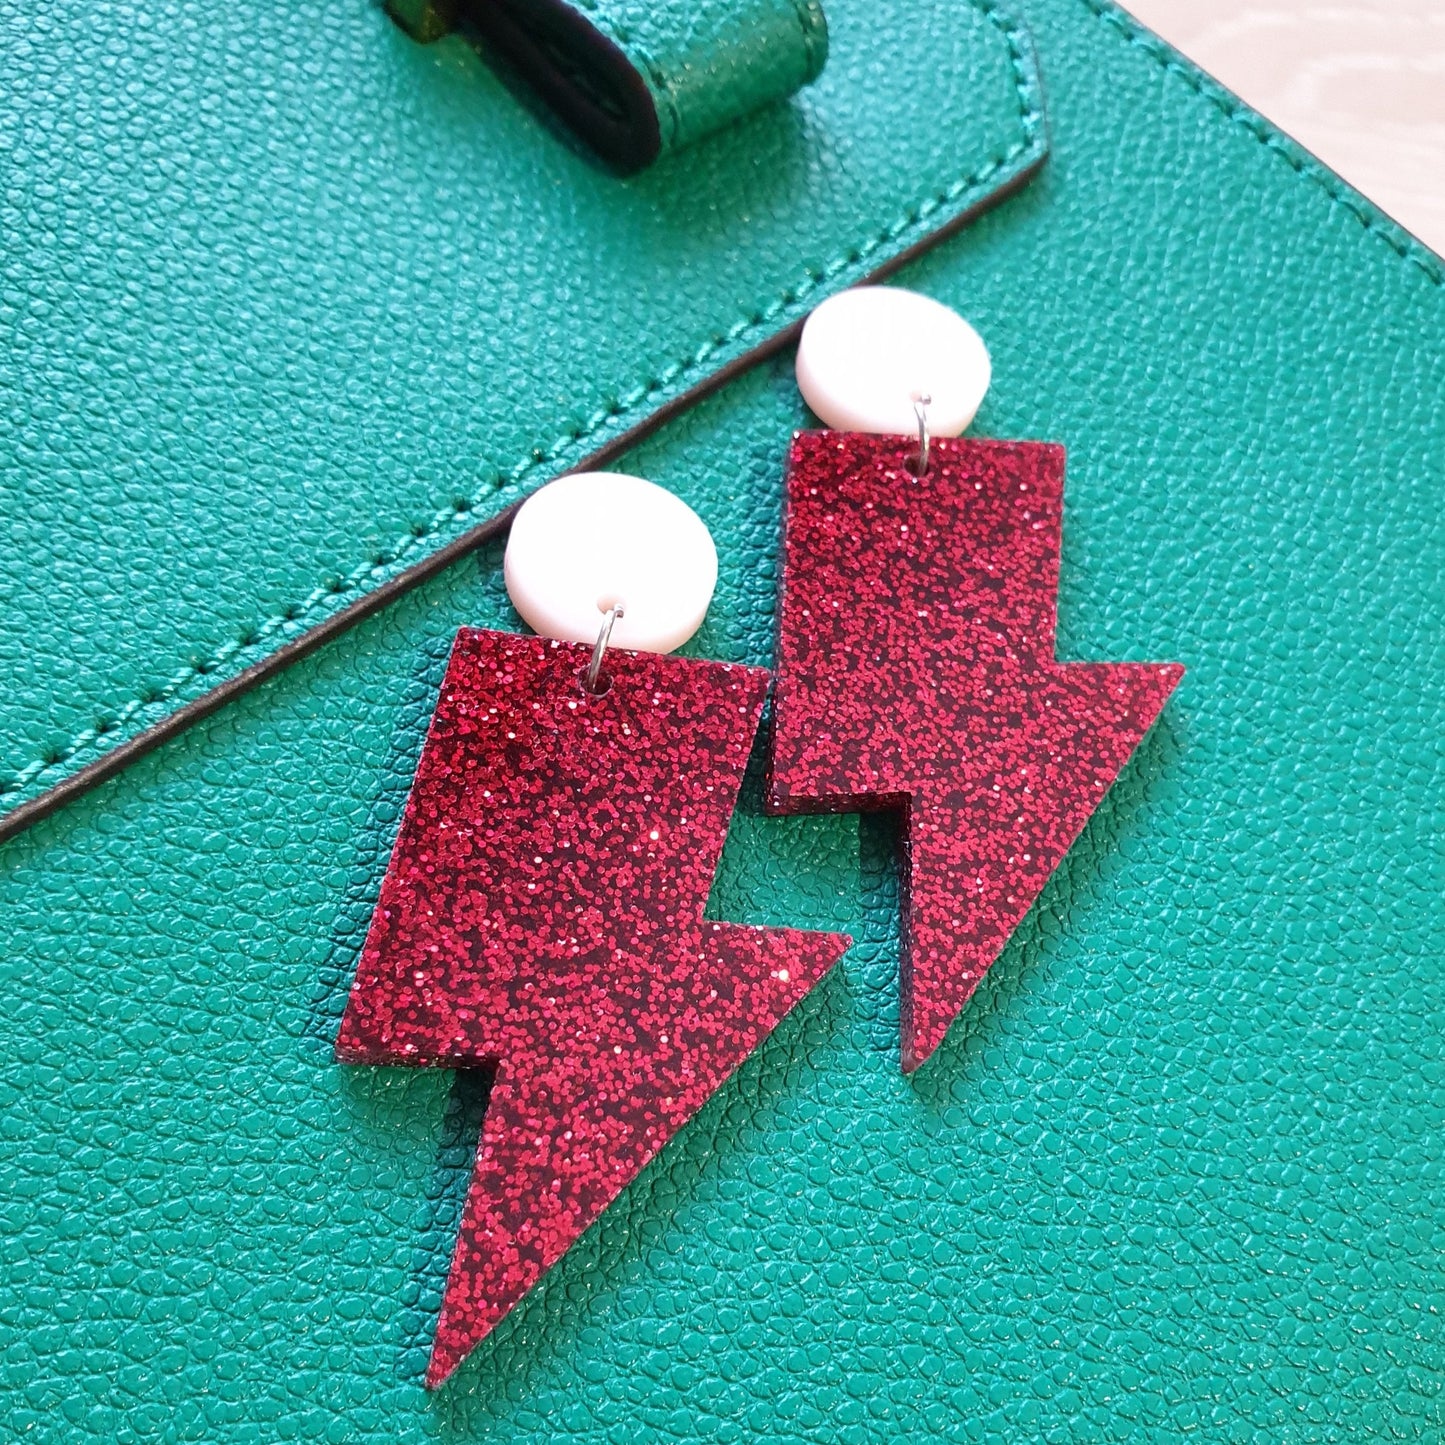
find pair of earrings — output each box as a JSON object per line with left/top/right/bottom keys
{"left": 336, "top": 287, "right": 1183, "bottom": 1386}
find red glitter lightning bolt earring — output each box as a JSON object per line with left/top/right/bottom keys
{"left": 337, "top": 472, "right": 849, "bottom": 1386}
{"left": 768, "top": 287, "right": 1183, "bottom": 1074}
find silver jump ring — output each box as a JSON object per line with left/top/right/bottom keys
{"left": 912, "top": 394, "right": 931, "bottom": 477}
{"left": 583, "top": 605, "right": 624, "bottom": 694}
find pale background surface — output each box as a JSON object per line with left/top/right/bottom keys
{"left": 1121, "top": 0, "right": 1445, "bottom": 256}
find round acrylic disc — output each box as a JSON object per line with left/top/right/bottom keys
{"left": 796, "top": 286, "right": 991, "bottom": 437}
{"left": 504, "top": 472, "right": 718, "bottom": 654}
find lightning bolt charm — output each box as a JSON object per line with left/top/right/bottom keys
{"left": 767, "top": 433, "right": 1182, "bottom": 1074}
{"left": 337, "top": 630, "right": 848, "bottom": 1386}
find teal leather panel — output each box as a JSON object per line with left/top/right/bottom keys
{"left": 576, "top": 0, "right": 829, "bottom": 153}
{"left": 0, "top": 0, "right": 1041, "bottom": 827}
{"left": 3, "top": 2, "right": 1444, "bottom": 1443}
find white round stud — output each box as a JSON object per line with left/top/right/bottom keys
{"left": 795, "top": 286, "right": 991, "bottom": 437}
{"left": 504, "top": 472, "right": 718, "bottom": 655}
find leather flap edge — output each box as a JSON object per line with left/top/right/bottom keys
{"left": 0, "top": 0, "right": 1048, "bottom": 843}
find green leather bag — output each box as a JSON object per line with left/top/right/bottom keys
{"left": 2, "top": 0, "right": 1442, "bottom": 1439}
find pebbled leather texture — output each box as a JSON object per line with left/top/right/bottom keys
{"left": 2, "top": 0, "right": 1444, "bottom": 1441}
{"left": 0, "top": 0, "right": 1042, "bottom": 830}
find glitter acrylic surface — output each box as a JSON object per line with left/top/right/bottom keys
{"left": 335, "top": 629, "right": 849, "bottom": 1385}
{"left": 767, "top": 433, "right": 1183, "bottom": 1073}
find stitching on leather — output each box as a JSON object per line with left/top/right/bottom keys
{"left": 1081, "top": 0, "right": 1445, "bottom": 289}
{"left": 0, "top": 0, "right": 1043, "bottom": 803}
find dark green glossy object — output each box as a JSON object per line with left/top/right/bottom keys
{"left": 389, "top": 0, "right": 828, "bottom": 170}
{"left": 2, "top": 0, "right": 1443, "bottom": 1440}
